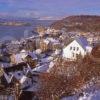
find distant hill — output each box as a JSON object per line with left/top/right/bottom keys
{"left": 51, "top": 15, "right": 100, "bottom": 32}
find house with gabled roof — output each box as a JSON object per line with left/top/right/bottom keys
{"left": 63, "top": 36, "right": 92, "bottom": 60}
{"left": 10, "top": 49, "right": 37, "bottom": 65}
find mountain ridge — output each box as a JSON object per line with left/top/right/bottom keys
{"left": 51, "top": 15, "right": 100, "bottom": 32}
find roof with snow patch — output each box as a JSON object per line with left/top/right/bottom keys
{"left": 75, "top": 36, "right": 89, "bottom": 50}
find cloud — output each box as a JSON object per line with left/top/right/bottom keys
{"left": 0, "top": 0, "right": 100, "bottom": 18}
{"left": 38, "top": 16, "right": 64, "bottom": 20}
{"left": 0, "top": 0, "right": 14, "bottom": 5}
{"left": 0, "top": 10, "right": 40, "bottom": 19}
{"left": 11, "top": 10, "right": 40, "bottom": 18}
{"left": 0, "top": 12, "right": 10, "bottom": 17}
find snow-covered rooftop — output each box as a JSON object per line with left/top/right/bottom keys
{"left": 32, "top": 63, "right": 49, "bottom": 73}
{"left": 20, "top": 76, "right": 27, "bottom": 84}
{"left": 46, "top": 38, "right": 59, "bottom": 44}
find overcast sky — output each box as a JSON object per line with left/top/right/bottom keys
{"left": 0, "top": 0, "right": 100, "bottom": 19}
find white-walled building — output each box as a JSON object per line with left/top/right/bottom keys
{"left": 63, "top": 36, "right": 92, "bottom": 60}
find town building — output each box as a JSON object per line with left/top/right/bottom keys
{"left": 63, "top": 36, "right": 92, "bottom": 60}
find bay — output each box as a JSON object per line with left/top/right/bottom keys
{"left": 0, "top": 18, "right": 54, "bottom": 41}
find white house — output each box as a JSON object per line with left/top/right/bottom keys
{"left": 63, "top": 36, "right": 92, "bottom": 60}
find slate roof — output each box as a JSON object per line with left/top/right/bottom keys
{"left": 75, "top": 36, "right": 89, "bottom": 50}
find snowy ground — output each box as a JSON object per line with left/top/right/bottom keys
{"left": 62, "top": 85, "right": 100, "bottom": 100}
{"left": 62, "top": 90, "right": 100, "bottom": 100}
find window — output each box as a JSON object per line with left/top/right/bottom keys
{"left": 73, "top": 47, "right": 75, "bottom": 51}
{"left": 77, "top": 47, "right": 79, "bottom": 51}
{"left": 18, "top": 73, "right": 21, "bottom": 76}
{"left": 70, "top": 47, "right": 72, "bottom": 50}
{"left": 73, "top": 53, "right": 75, "bottom": 57}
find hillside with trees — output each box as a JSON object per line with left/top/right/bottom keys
{"left": 37, "top": 46, "right": 100, "bottom": 100}
{"left": 51, "top": 15, "right": 100, "bottom": 32}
